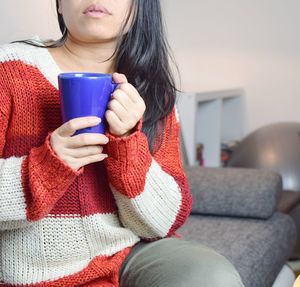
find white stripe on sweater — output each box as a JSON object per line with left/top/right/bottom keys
{"left": 111, "top": 159, "right": 182, "bottom": 239}
{"left": 0, "top": 157, "right": 27, "bottom": 224}
{"left": 1, "top": 213, "right": 139, "bottom": 285}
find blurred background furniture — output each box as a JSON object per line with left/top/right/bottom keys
{"left": 177, "top": 89, "right": 244, "bottom": 167}
{"left": 227, "top": 122, "right": 300, "bottom": 259}
{"left": 179, "top": 166, "right": 297, "bottom": 287}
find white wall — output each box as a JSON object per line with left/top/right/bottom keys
{"left": 0, "top": 1, "right": 299, "bottom": 135}
{"left": 162, "top": 0, "right": 300, "bottom": 134}
{"left": 0, "top": 0, "right": 60, "bottom": 44}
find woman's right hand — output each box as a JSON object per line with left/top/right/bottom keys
{"left": 50, "top": 117, "right": 109, "bottom": 171}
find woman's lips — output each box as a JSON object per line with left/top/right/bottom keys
{"left": 83, "top": 4, "right": 110, "bottom": 18}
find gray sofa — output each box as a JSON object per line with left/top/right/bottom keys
{"left": 178, "top": 167, "right": 297, "bottom": 287}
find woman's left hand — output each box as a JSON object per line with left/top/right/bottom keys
{"left": 105, "top": 73, "right": 146, "bottom": 137}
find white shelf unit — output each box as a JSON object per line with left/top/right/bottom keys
{"left": 177, "top": 89, "right": 245, "bottom": 167}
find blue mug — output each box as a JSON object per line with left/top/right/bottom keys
{"left": 58, "top": 73, "right": 118, "bottom": 134}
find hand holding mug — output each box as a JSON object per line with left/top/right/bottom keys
{"left": 50, "top": 117, "right": 109, "bottom": 171}
{"left": 105, "top": 73, "right": 146, "bottom": 137}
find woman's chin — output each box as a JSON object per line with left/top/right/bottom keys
{"left": 70, "top": 33, "right": 117, "bottom": 45}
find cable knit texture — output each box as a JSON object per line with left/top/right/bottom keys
{"left": 0, "top": 41, "right": 192, "bottom": 286}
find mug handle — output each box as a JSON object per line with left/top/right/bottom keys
{"left": 111, "top": 82, "right": 118, "bottom": 93}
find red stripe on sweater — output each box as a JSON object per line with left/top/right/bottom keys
{"left": 50, "top": 163, "right": 117, "bottom": 216}
{"left": 2, "top": 61, "right": 61, "bottom": 152}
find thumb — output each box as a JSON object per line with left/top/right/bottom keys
{"left": 112, "top": 72, "right": 128, "bottom": 84}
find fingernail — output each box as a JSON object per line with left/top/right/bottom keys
{"left": 91, "top": 117, "right": 101, "bottom": 123}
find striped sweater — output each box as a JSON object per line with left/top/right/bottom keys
{"left": 0, "top": 42, "right": 192, "bottom": 287}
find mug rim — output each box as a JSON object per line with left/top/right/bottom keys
{"left": 58, "top": 73, "right": 112, "bottom": 79}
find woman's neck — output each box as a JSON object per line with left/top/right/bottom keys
{"left": 49, "top": 35, "right": 117, "bottom": 74}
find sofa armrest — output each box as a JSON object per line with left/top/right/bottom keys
{"left": 184, "top": 166, "right": 282, "bottom": 219}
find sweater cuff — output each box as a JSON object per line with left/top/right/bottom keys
{"left": 24, "top": 133, "right": 83, "bottom": 221}
{"left": 29, "top": 133, "right": 82, "bottom": 189}
{"left": 105, "top": 120, "right": 144, "bottom": 161}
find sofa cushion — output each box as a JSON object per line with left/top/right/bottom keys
{"left": 178, "top": 212, "right": 296, "bottom": 287}
{"left": 185, "top": 167, "right": 282, "bottom": 219}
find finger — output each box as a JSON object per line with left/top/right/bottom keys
{"left": 111, "top": 89, "right": 135, "bottom": 110}
{"left": 66, "top": 145, "right": 103, "bottom": 158}
{"left": 107, "top": 99, "right": 130, "bottom": 123}
{"left": 80, "top": 153, "right": 108, "bottom": 167}
{"left": 112, "top": 72, "right": 128, "bottom": 84}
{"left": 68, "top": 133, "right": 109, "bottom": 148}
{"left": 105, "top": 110, "right": 125, "bottom": 134}
{"left": 57, "top": 117, "right": 101, "bottom": 137}
{"left": 112, "top": 88, "right": 145, "bottom": 120}
{"left": 117, "top": 83, "right": 141, "bottom": 103}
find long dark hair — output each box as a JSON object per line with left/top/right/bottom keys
{"left": 18, "top": 0, "right": 178, "bottom": 153}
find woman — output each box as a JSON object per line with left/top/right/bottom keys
{"left": 0, "top": 0, "right": 244, "bottom": 286}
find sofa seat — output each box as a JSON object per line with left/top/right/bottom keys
{"left": 178, "top": 212, "right": 296, "bottom": 287}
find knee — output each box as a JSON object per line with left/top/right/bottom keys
{"left": 165, "top": 243, "right": 244, "bottom": 287}
{"left": 177, "top": 250, "right": 244, "bottom": 287}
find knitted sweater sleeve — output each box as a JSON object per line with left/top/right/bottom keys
{"left": 0, "top": 78, "right": 80, "bottom": 231}
{"left": 105, "top": 108, "right": 192, "bottom": 240}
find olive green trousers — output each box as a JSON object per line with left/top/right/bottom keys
{"left": 120, "top": 238, "right": 245, "bottom": 287}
